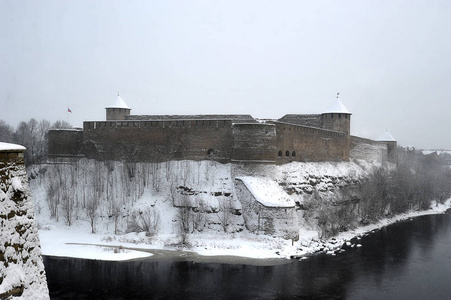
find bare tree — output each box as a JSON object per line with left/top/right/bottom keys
{"left": 150, "top": 163, "right": 161, "bottom": 192}
{"left": 46, "top": 181, "right": 59, "bottom": 219}
{"left": 86, "top": 196, "right": 99, "bottom": 233}
{"left": 165, "top": 161, "right": 172, "bottom": 182}
{"left": 36, "top": 119, "right": 50, "bottom": 163}
{"left": 61, "top": 187, "right": 75, "bottom": 226}
{"left": 51, "top": 120, "right": 72, "bottom": 129}
{"left": 15, "top": 121, "right": 29, "bottom": 146}
{"left": 180, "top": 161, "right": 191, "bottom": 186}
{"left": 169, "top": 179, "right": 179, "bottom": 206}
{"left": 109, "top": 198, "right": 122, "bottom": 234}
{"left": 27, "top": 118, "right": 38, "bottom": 160}
{"left": 129, "top": 207, "right": 161, "bottom": 236}
{"left": 176, "top": 195, "right": 192, "bottom": 246}
{"left": 0, "top": 120, "right": 14, "bottom": 142}
{"left": 217, "top": 197, "right": 233, "bottom": 233}
{"left": 192, "top": 197, "right": 208, "bottom": 232}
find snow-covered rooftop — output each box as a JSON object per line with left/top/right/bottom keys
{"left": 376, "top": 131, "right": 397, "bottom": 142}
{"left": 322, "top": 99, "right": 352, "bottom": 114}
{"left": 0, "top": 142, "right": 26, "bottom": 151}
{"left": 106, "top": 95, "right": 131, "bottom": 109}
{"left": 236, "top": 177, "right": 295, "bottom": 208}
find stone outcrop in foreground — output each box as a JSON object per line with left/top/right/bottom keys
{"left": 0, "top": 143, "right": 49, "bottom": 299}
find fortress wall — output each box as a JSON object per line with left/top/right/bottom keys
{"left": 232, "top": 123, "right": 276, "bottom": 163}
{"left": 274, "top": 122, "right": 349, "bottom": 163}
{"left": 322, "top": 113, "right": 351, "bottom": 133}
{"left": 48, "top": 129, "right": 83, "bottom": 157}
{"left": 350, "top": 136, "right": 386, "bottom": 163}
{"left": 82, "top": 120, "right": 234, "bottom": 163}
{"left": 106, "top": 107, "right": 130, "bottom": 121}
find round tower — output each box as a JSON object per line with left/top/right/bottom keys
{"left": 376, "top": 130, "right": 397, "bottom": 163}
{"left": 105, "top": 93, "right": 131, "bottom": 121}
{"left": 321, "top": 95, "right": 351, "bottom": 134}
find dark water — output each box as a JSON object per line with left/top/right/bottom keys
{"left": 43, "top": 210, "right": 451, "bottom": 299}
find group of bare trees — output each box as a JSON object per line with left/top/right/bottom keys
{"left": 173, "top": 194, "right": 236, "bottom": 246}
{"left": 43, "top": 159, "right": 153, "bottom": 234}
{"left": 41, "top": 159, "right": 234, "bottom": 239}
{"left": 128, "top": 207, "right": 161, "bottom": 236}
{"left": 0, "top": 119, "right": 71, "bottom": 165}
{"left": 307, "top": 149, "right": 451, "bottom": 239}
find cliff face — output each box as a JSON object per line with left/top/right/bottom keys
{"left": 0, "top": 155, "right": 49, "bottom": 299}
{"left": 29, "top": 158, "right": 377, "bottom": 241}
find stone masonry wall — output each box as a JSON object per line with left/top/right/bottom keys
{"left": 321, "top": 113, "right": 351, "bottom": 133}
{"left": 274, "top": 121, "right": 349, "bottom": 164}
{"left": 234, "top": 179, "right": 298, "bottom": 237}
{"left": 82, "top": 120, "right": 234, "bottom": 163}
{"left": 48, "top": 118, "right": 354, "bottom": 165}
{"left": 48, "top": 129, "right": 83, "bottom": 157}
{"left": 350, "top": 136, "right": 387, "bottom": 164}
{"left": 106, "top": 108, "right": 130, "bottom": 121}
{"left": 232, "top": 123, "right": 276, "bottom": 163}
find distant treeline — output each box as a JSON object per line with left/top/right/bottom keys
{"left": 0, "top": 119, "right": 71, "bottom": 165}
{"left": 305, "top": 149, "right": 451, "bottom": 238}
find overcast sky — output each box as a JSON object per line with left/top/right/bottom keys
{"left": 1, "top": 0, "right": 450, "bottom": 149}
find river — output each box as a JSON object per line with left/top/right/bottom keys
{"left": 43, "top": 209, "right": 451, "bottom": 299}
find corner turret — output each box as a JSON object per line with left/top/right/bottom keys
{"left": 321, "top": 95, "right": 351, "bottom": 134}
{"left": 376, "top": 130, "right": 397, "bottom": 163}
{"left": 105, "top": 93, "right": 131, "bottom": 121}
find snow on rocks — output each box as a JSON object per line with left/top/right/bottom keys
{"left": 27, "top": 158, "right": 451, "bottom": 263}
{"left": 0, "top": 158, "right": 49, "bottom": 299}
{"left": 235, "top": 176, "right": 295, "bottom": 207}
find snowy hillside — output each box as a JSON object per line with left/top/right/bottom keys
{"left": 27, "top": 158, "right": 386, "bottom": 260}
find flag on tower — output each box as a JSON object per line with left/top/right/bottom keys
{"left": 68, "top": 107, "right": 72, "bottom": 113}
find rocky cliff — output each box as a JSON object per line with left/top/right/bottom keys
{"left": 0, "top": 144, "right": 49, "bottom": 299}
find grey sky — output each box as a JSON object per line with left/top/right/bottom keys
{"left": 1, "top": 0, "right": 450, "bottom": 149}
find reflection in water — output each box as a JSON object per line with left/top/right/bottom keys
{"left": 44, "top": 210, "right": 451, "bottom": 299}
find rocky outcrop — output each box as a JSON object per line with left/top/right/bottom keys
{"left": 0, "top": 146, "right": 49, "bottom": 299}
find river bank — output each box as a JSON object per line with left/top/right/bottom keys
{"left": 43, "top": 209, "right": 451, "bottom": 299}
{"left": 38, "top": 198, "right": 451, "bottom": 263}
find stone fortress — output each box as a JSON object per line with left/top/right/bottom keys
{"left": 46, "top": 95, "right": 398, "bottom": 237}
{"left": 48, "top": 94, "right": 397, "bottom": 164}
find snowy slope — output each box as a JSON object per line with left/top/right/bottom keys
{"left": 26, "top": 158, "right": 389, "bottom": 261}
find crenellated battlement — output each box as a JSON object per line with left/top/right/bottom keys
{"left": 83, "top": 119, "right": 234, "bottom": 131}
{"left": 48, "top": 96, "right": 396, "bottom": 164}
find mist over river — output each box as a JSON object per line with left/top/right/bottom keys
{"left": 43, "top": 209, "right": 451, "bottom": 299}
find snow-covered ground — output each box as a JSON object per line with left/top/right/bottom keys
{"left": 29, "top": 159, "right": 451, "bottom": 263}
{"left": 37, "top": 199, "right": 451, "bottom": 262}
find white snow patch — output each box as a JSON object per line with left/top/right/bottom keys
{"left": 236, "top": 176, "right": 295, "bottom": 207}
{"left": 0, "top": 142, "right": 26, "bottom": 151}
{"left": 11, "top": 177, "right": 23, "bottom": 191}
{"left": 39, "top": 228, "right": 152, "bottom": 261}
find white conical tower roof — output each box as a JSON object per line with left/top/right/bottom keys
{"left": 376, "top": 130, "right": 397, "bottom": 142}
{"left": 105, "top": 94, "right": 130, "bottom": 109}
{"left": 322, "top": 98, "right": 351, "bottom": 114}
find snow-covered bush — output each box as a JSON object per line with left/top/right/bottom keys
{"left": 128, "top": 206, "right": 160, "bottom": 236}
